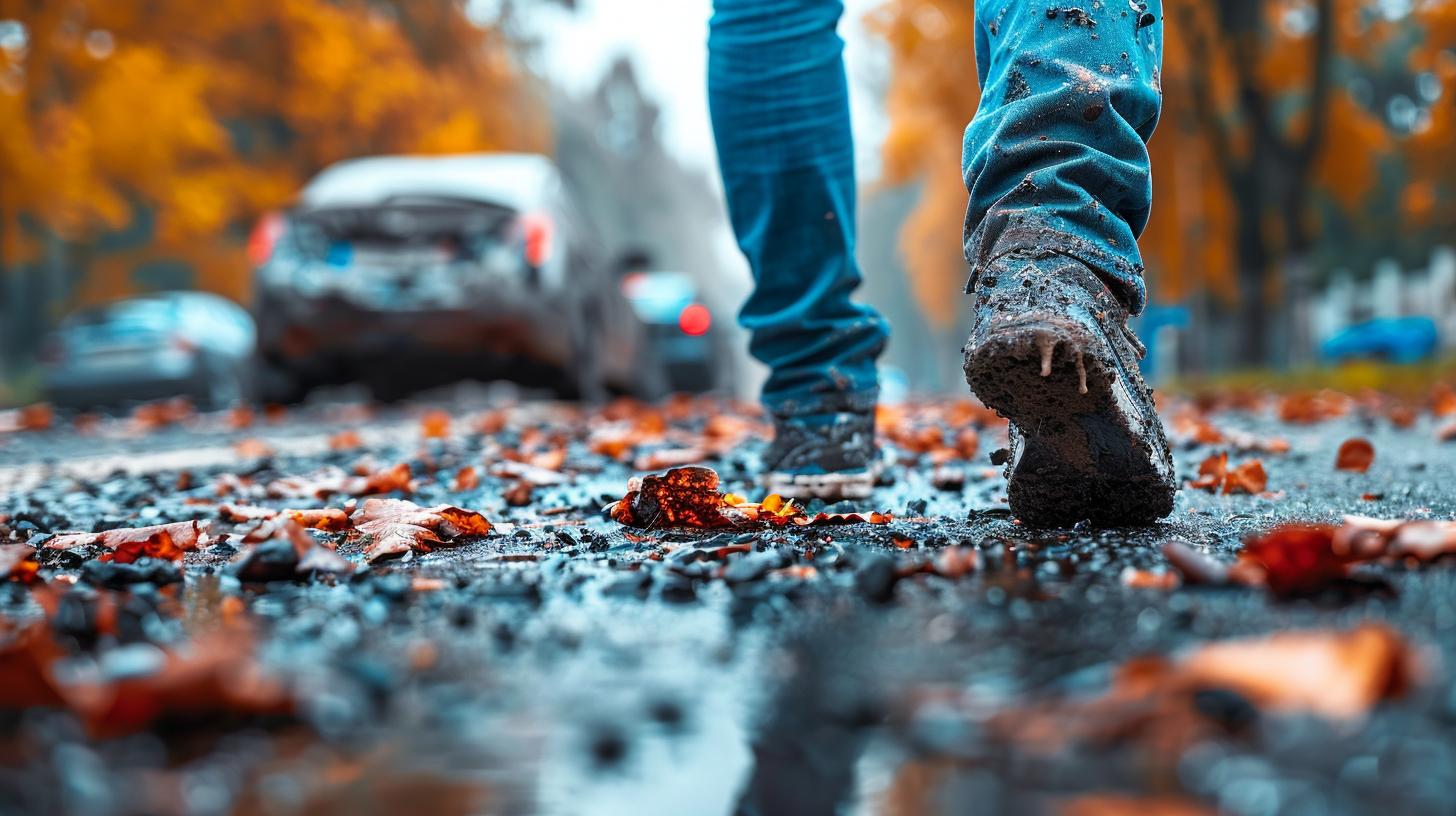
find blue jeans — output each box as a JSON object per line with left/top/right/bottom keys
{"left": 708, "top": 0, "right": 1163, "bottom": 415}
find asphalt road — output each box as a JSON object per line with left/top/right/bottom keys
{"left": 1, "top": 388, "right": 1455, "bottom": 816}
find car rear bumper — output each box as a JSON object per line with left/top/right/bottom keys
{"left": 256, "top": 293, "right": 563, "bottom": 361}
{"left": 44, "top": 372, "right": 207, "bottom": 409}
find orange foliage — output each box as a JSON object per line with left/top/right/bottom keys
{"left": 0, "top": 0, "right": 546, "bottom": 307}
{"left": 869, "top": 0, "right": 1400, "bottom": 311}
{"left": 865, "top": 1, "right": 979, "bottom": 328}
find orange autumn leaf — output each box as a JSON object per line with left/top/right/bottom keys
{"left": 286, "top": 507, "right": 352, "bottom": 532}
{"left": 328, "top": 430, "right": 363, "bottom": 451}
{"left": 1175, "top": 624, "right": 1414, "bottom": 719}
{"left": 420, "top": 410, "right": 452, "bottom": 439}
{"left": 47, "top": 520, "right": 210, "bottom": 564}
{"left": 609, "top": 466, "right": 891, "bottom": 529}
{"left": 1336, "top": 438, "right": 1375, "bottom": 473}
{"left": 0, "top": 545, "right": 41, "bottom": 584}
{"left": 1188, "top": 452, "right": 1266, "bottom": 495}
{"left": 1236, "top": 524, "right": 1345, "bottom": 595}
{"left": 225, "top": 406, "right": 255, "bottom": 430}
{"left": 1224, "top": 459, "right": 1268, "bottom": 495}
{"left": 1060, "top": 795, "right": 1216, "bottom": 816}
{"left": 267, "top": 463, "right": 413, "bottom": 500}
{"left": 0, "top": 404, "right": 55, "bottom": 433}
{"left": 454, "top": 466, "right": 480, "bottom": 491}
{"left": 234, "top": 438, "right": 274, "bottom": 459}
{"left": 351, "top": 498, "right": 492, "bottom": 563}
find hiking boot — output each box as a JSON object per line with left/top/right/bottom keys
{"left": 962, "top": 248, "right": 1175, "bottom": 527}
{"left": 763, "top": 411, "right": 878, "bottom": 500}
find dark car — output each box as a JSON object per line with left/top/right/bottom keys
{"left": 620, "top": 269, "right": 724, "bottom": 392}
{"left": 40, "top": 292, "right": 256, "bottom": 410}
{"left": 248, "top": 152, "right": 658, "bottom": 402}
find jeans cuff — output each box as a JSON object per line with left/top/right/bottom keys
{"left": 963, "top": 217, "right": 1147, "bottom": 314}
{"left": 763, "top": 387, "right": 879, "bottom": 419}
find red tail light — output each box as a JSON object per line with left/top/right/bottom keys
{"left": 678, "top": 304, "right": 712, "bottom": 336}
{"left": 519, "top": 213, "right": 554, "bottom": 268}
{"left": 247, "top": 211, "right": 286, "bottom": 266}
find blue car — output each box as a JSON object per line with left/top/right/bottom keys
{"left": 1320, "top": 317, "right": 1440, "bottom": 365}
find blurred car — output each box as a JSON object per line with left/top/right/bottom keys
{"left": 40, "top": 292, "right": 256, "bottom": 410}
{"left": 247, "top": 152, "right": 658, "bottom": 402}
{"left": 1320, "top": 317, "right": 1439, "bottom": 365}
{"left": 620, "top": 269, "right": 723, "bottom": 392}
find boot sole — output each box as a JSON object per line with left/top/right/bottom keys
{"left": 964, "top": 318, "right": 1174, "bottom": 527}
{"left": 764, "top": 470, "right": 876, "bottom": 501}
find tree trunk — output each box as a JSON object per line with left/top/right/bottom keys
{"left": 1233, "top": 201, "right": 1269, "bottom": 367}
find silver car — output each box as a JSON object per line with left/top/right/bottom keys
{"left": 248, "top": 152, "right": 659, "bottom": 402}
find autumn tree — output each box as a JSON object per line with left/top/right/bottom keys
{"left": 871, "top": 0, "right": 1426, "bottom": 369}
{"left": 0, "top": 0, "right": 546, "bottom": 370}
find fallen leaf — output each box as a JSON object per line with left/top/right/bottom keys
{"left": 1059, "top": 794, "right": 1216, "bottom": 816}
{"left": 1120, "top": 568, "right": 1179, "bottom": 590}
{"left": 287, "top": 508, "right": 353, "bottom": 532}
{"left": 1236, "top": 524, "right": 1345, "bottom": 595}
{"left": 489, "top": 460, "right": 568, "bottom": 486}
{"left": 420, "top": 410, "right": 451, "bottom": 439}
{"left": 329, "top": 430, "right": 363, "bottom": 451}
{"left": 0, "top": 544, "right": 40, "bottom": 583}
{"left": 454, "top": 466, "right": 480, "bottom": 491}
{"left": 1336, "top": 438, "right": 1375, "bottom": 473}
{"left": 47, "top": 520, "right": 210, "bottom": 564}
{"left": 1161, "top": 541, "right": 1229, "bottom": 585}
{"left": 1387, "top": 405, "right": 1417, "bottom": 429}
{"left": 234, "top": 438, "right": 274, "bottom": 459}
{"left": 351, "top": 498, "right": 492, "bottom": 563}
{"left": 225, "top": 406, "right": 255, "bottom": 429}
{"left": 0, "top": 403, "right": 54, "bottom": 433}
{"left": 267, "top": 463, "right": 413, "bottom": 500}
{"left": 232, "top": 519, "right": 353, "bottom": 580}
{"left": 130, "top": 397, "right": 196, "bottom": 431}
{"left": 609, "top": 466, "right": 891, "bottom": 529}
{"left": 1176, "top": 624, "right": 1413, "bottom": 719}
{"left": 503, "top": 480, "right": 534, "bottom": 507}
{"left": 1223, "top": 458, "right": 1267, "bottom": 495}
{"left": 1277, "top": 390, "right": 1350, "bottom": 424}
{"left": 609, "top": 467, "right": 736, "bottom": 529}
{"left": 934, "top": 546, "right": 981, "bottom": 578}
{"left": 1187, "top": 452, "right": 1266, "bottom": 494}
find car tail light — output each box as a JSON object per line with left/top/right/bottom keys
{"left": 519, "top": 213, "right": 554, "bottom": 268}
{"left": 247, "top": 211, "right": 286, "bottom": 266}
{"left": 678, "top": 304, "right": 712, "bottom": 336}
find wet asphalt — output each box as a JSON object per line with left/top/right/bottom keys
{"left": 1, "top": 389, "right": 1455, "bottom": 816}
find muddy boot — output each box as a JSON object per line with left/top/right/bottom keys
{"left": 962, "top": 248, "right": 1175, "bottom": 527}
{"left": 763, "top": 411, "right": 878, "bottom": 501}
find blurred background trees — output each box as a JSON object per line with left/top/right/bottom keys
{"left": 869, "top": 0, "right": 1456, "bottom": 372}
{"left": 3, "top": 0, "right": 1455, "bottom": 401}
{"left": 0, "top": 0, "right": 547, "bottom": 374}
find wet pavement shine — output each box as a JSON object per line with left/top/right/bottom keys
{"left": 1, "top": 389, "right": 1455, "bottom": 815}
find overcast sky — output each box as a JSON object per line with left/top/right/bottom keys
{"left": 524, "top": 0, "right": 892, "bottom": 182}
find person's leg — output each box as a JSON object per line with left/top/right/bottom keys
{"left": 708, "top": 0, "right": 890, "bottom": 498}
{"left": 960, "top": 2, "right": 1175, "bottom": 526}
{"left": 964, "top": 2, "right": 1163, "bottom": 306}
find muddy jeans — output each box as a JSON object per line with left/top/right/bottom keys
{"left": 708, "top": 0, "right": 1162, "bottom": 416}
{"left": 964, "top": 1, "right": 1164, "bottom": 312}
{"left": 708, "top": 0, "right": 887, "bottom": 418}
